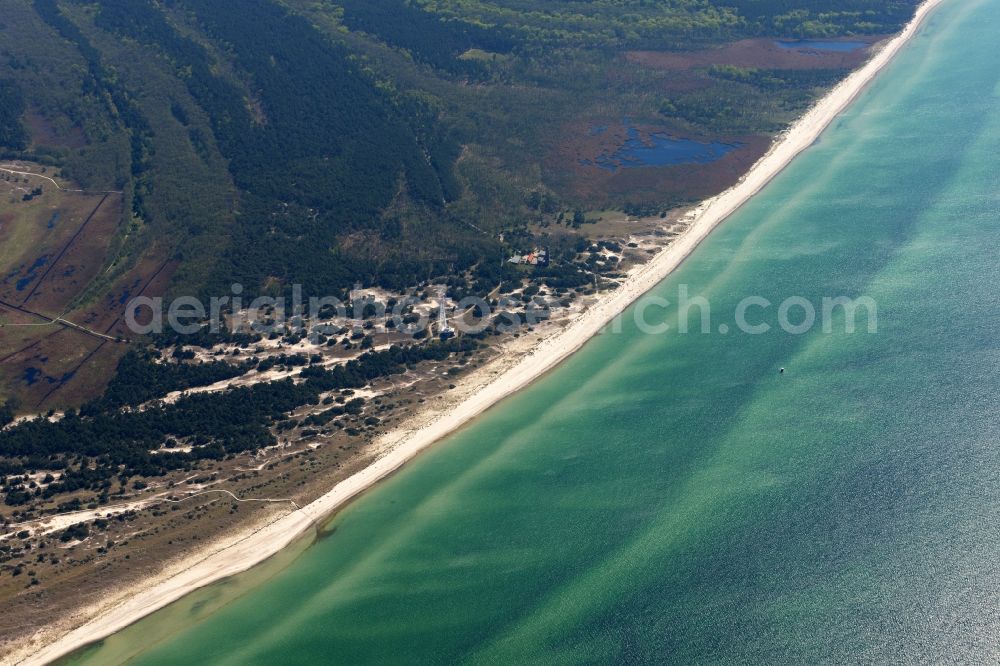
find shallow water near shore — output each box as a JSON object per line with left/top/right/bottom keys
{"left": 65, "top": 0, "right": 1000, "bottom": 662}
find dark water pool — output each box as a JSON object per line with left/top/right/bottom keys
{"left": 776, "top": 39, "right": 867, "bottom": 52}
{"left": 582, "top": 126, "right": 739, "bottom": 172}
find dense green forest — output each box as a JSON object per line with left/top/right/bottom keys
{"left": 0, "top": 80, "right": 28, "bottom": 150}
{"left": 726, "top": 0, "right": 922, "bottom": 35}
{"left": 405, "top": 0, "right": 921, "bottom": 46}
{"left": 82, "top": 0, "right": 487, "bottom": 297}
{"left": 337, "top": 0, "right": 517, "bottom": 75}
{"left": 33, "top": 0, "right": 153, "bottom": 192}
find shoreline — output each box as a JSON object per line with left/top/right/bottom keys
{"left": 11, "top": 1, "right": 945, "bottom": 662}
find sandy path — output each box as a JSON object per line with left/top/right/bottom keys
{"left": 8, "top": 1, "right": 945, "bottom": 662}
{"left": 0, "top": 164, "right": 123, "bottom": 195}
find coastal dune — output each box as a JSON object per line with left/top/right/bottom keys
{"left": 12, "top": 0, "right": 945, "bottom": 662}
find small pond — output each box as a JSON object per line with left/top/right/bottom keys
{"left": 582, "top": 125, "right": 740, "bottom": 172}
{"left": 775, "top": 39, "right": 868, "bottom": 52}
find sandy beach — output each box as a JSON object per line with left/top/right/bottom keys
{"left": 10, "top": 0, "right": 944, "bottom": 662}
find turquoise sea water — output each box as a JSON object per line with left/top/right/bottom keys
{"left": 68, "top": 0, "right": 1000, "bottom": 662}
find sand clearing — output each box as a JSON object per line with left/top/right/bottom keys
{"left": 10, "top": 1, "right": 945, "bottom": 662}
